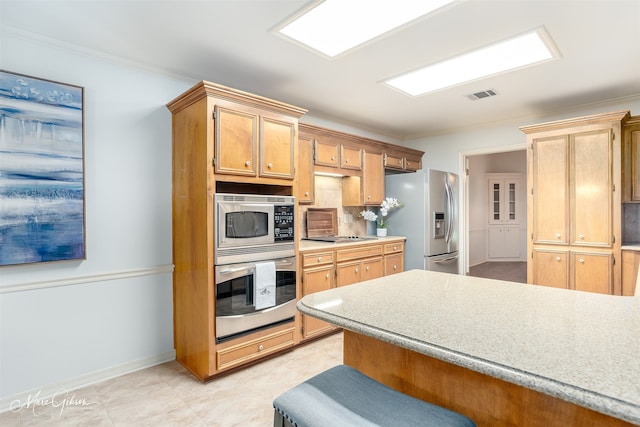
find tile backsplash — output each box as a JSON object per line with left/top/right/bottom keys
{"left": 623, "top": 203, "right": 640, "bottom": 243}
{"left": 299, "top": 176, "right": 368, "bottom": 237}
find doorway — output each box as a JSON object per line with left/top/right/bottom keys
{"left": 461, "top": 147, "right": 527, "bottom": 282}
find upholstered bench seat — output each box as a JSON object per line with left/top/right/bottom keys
{"left": 273, "top": 364, "right": 476, "bottom": 427}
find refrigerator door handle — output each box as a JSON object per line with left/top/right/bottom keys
{"left": 444, "top": 181, "right": 453, "bottom": 243}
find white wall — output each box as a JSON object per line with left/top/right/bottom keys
{"left": 0, "top": 32, "right": 193, "bottom": 408}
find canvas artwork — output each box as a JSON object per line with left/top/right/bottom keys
{"left": 0, "top": 70, "right": 85, "bottom": 266}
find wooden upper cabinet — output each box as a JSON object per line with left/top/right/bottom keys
{"left": 570, "top": 129, "right": 613, "bottom": 247}
{"left": 314, "top": 139, "right": 339, "bottom": 167}
{"left": 215, "top": 105, "right": 258, "bottom": 176}
{"left": 341, "top": 145, "right": 362, "bottom": 170}
{"left": 363, "top": 151, "right": 384, "bottom": 204}
{"left": 623, "top": 116, "right": 640, "bottom": 202}
{"left": 260, "top": 115, "right": 296, "bottom": 179}
{"left": 215, "top": 103, "right": 296, "bottom": 180}
{"left": 343, "top": 151, "right": 384, "bottom": 206}
{"left": 384, "top": 152, "right": 404, "bottom": 171}
{"left": 531, "top": 134, "right": 569, "bottom": 245}
{"left": 404, "top": 154, "right": 422, "bottom": 172}
{"left": 297, "top": 135, "right": 314, "bottom": 204}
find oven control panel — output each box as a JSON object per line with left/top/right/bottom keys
{"left": 274, "top": 205, "right": 295, "bottom": 241}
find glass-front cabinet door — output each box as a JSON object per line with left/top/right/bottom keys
{"left": 488, "top": 175, "right": 520, "bottom": 225}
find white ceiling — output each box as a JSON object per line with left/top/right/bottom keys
{"left": 2, "top": 0, "right": 640, "bottom": 140}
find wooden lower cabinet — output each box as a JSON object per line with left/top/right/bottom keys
{"left": 532, "top": 248, "right": 613, "bottom": 294}
{"left": 621, "top": 250, "right": 640, "bottom": 295}
{"left": 300, "top": 239, "right": 405, "bottom": 341}
{"left": 301, "top": 251, "right": 336, "bottom": 340}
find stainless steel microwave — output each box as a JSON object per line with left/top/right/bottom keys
{"left": 214, "top": 193, "right": 295, "bottom": 265}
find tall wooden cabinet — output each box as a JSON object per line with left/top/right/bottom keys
{"left": 166, "top": 81, "right": 306, "bottom": 380}
{"left": 521, "top": 111, "right": 630, "bottom": 294}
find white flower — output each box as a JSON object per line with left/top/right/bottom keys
{"left": 359, "top": 210, "right": 378, "bottom": 222}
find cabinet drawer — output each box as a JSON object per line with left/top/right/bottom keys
{"left": 216, "top": 328, "right": 294, "bottom": 371}
{"left": 302, "top": 251, "right": 335, "bottom": 267}
{"left": 384, "top": 241, "right": 404, "bottom": 254}
{"left": 337, "top": 244, "right": 383, "bottom": 262}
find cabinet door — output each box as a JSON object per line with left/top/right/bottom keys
{"left": 260, "top": 115, "right": 295, "bottom": 179}
{"left": 570, "top": 129, "right": 612, "bottom": 247}
{"left": 384, "top": 152, "right": 404, "bottom": 171}
{"left": 302, "top": 266, "right": 335, "bottom": 339}
{"left": 341, "top": 145, "right": 362, "bottom": 170}
{"left": 621, "top": 250, "right": 640, "bottom": 296}
{"left": 488, "top": 178, "right": 519, "bottom": 225}
{"left": 297, "top": 136, "right": 314, "bottom": 204}
{"left": 533, "top": 249, "right": 569, "bottom": 289}
{"left": 572, "top": 251, "right": 612, "bottom": 294}
{"left": 384, "top": 253, "right": 403, "bottom": 276}
{"left": 531, "top": 135, "right": 569, "bottom": 245}
{"left": 632, "top": 126, "right": 640, "bottom": 201}
{"left": 362, "top": 151, "right": 384, "bottom": 205}
{"left": 363, "top": 257, "right": 384, "bottom": 280}
{"left": 314, "top": 140, "right": 339, "bottom": 167}
{"left": 336, "top": 261, "right": 362, "bottom": 287}
{"left": 215, "top": 105, "right": 257, "bottom": 176}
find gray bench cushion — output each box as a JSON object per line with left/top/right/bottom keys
{"left": 273, "top": 365, "right": 476, "bottom": 427}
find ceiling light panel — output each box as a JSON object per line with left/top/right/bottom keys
{"left": 384, "top": 28, "right": 558, "bottom": 96}
{"left": 277, "top": 0, "right": 456, "bottom": 58}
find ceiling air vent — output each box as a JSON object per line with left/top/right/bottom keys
{"left": 466, "top": 89, "right": 499, "bottom": 101}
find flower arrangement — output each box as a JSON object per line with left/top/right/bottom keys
{"left": 359, "top": 197, "right": 403, "bottom": 229}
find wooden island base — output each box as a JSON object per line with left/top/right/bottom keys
{"left": 343, "top": 330, "right": 634, "bottom": 427}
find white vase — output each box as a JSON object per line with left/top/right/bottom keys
{"left": 376, "top": 228, "right": 387, "bottom": 237}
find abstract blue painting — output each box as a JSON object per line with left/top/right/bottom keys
{"left": 0, "top": 70, "right": 85, "bottom": 266}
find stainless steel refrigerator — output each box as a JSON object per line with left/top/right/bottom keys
{"left": 385, "top": 169, "right": 460, "bottom": 274}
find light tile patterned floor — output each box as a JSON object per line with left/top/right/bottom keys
{"left": 1, "top": 332, "right": 343, "bottom": 426}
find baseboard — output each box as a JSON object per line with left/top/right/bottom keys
{"left": 0, "top": 349, "right": 176, "bottom": 413}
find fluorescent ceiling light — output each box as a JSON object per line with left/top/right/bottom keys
{"left": 384, "top": 29, "right": 558, "bottom": 96}
{"left": 277, "top": 0, "right": 456, "bottom": 58}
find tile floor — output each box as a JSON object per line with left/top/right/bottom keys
{"left": 0, "top": 332, "right": 343, "bottom": 427}
{"left": 468, "top": 261, "right": 527, "bottom": 283}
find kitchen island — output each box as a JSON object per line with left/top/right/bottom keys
{"left": 297, "top": 269, "right": 640, "bottom": 426}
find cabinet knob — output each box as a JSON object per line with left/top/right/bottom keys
{"left": 317, "top": 257, "right": 322, "bottom": 262}
{"left": 325, "top": 273, "right": 329, "bottom": 279}
{"left": 245, "top": 160, "right": 251, "bottom": 167}
{"left": 398, "top": 160, "right": 402, "bottom": 165}
{"left": 393, "top": 246, "right": 397, "bottom": 251}
{"left": 556, "top": 256, "right": 561, "bottom": 261}
{"left": 579, "top": 258, "right": 585, "bottom": 263}
{"left": 305, "top": 191, "right": 309, "bottom": 196}
{"left": 578, "top": 234, "right": 585, "bottom": 240}
{"left": 393, "top": 265, "right": 397, "bottom": 270}
{"left": 366, "top": 266, "right": 370, "bottom": 271}
{"left": 556, "top": 233, "right": 561, "bottom": 239}
{"left": 258, "top": 345, "right": 264, "bottom": 351}
{"left": 268, "top": 163, "right": 273, "bottom": 169}
{"left": 345, "top": 159, "right": 349, "bottom": 163}
{"left": 355, "top": 267, "right": 359, "bottom": 273}
{"left": 367, "top": 195, "right": 371, "bottom": 200}
{"left": 331, "top": 156, "right": 335, "bottom": 161}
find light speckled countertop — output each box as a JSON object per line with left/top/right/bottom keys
{"left": 622, "top": 243, "right": 640, "bottom": 251}
{"left": 298, "top": 269, "right": 640, "bottom": 425}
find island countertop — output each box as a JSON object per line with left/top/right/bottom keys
{"left": 297, "top": 269, "right": 640, "bottom": 425}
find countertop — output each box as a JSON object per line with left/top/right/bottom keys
{"left": 299, "top": 235, "right": 406, "bottom": 252}
{"left": 298, "top": 269, "right": 640, "bottom": 425}
{"left": 623, "top": 243, "right": 640, "bottom": 251}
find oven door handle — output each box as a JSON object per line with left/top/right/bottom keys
{"left": 218, "top": 265, "right": 255, "bottom": 275}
